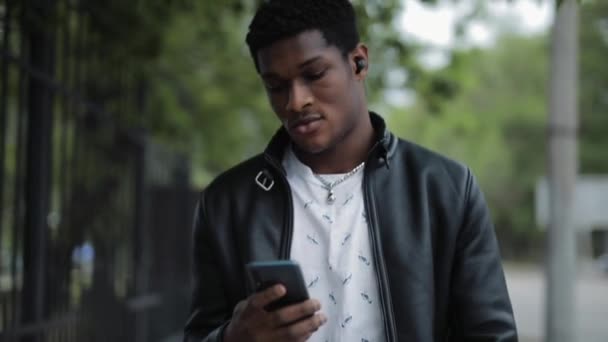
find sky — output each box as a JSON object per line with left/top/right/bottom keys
{"left": 399, "top": 0, "right": 554, "bottom": 69}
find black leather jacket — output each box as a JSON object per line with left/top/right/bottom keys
{"left": 184, "top": 113, "right": 517, "bottom": 342}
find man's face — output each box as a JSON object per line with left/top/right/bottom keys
{"left": 257, "top": 30, "right": 367, "bottom": 154}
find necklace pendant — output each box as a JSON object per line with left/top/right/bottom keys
{"left": 327, "top": 190, "right": 336, "bottom": 204}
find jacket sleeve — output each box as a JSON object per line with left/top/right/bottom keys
{"left": 183, "top": 192, "right": 231, "bottom": 342}
{"left": 449, "top": 169, "right": 518, "bottom": 341}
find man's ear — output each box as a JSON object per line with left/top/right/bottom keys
{"left": 350, "top": 43, "right": 369, "bottom": 80}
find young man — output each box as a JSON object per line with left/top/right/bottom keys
{"left": 184, "top": 1, "right": 517, "bottom": 341}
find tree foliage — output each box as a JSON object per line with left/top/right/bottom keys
{"left": 139, "top": 1, "right": 440, "bottom": 184}
{"left": 579, "top": 0, "right": 608, "bottom": 173}
{"left": 55, "top": 1, "right": 606, "bottom": 246}
{"left": 388, "top": 0, "right": 608, "bottom": 257}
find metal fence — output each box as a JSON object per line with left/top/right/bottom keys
{"left": 0, "top": 1, "right": 194, "bottom": 341}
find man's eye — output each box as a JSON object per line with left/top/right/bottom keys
{"left": 305, "top": 69, "right": 327, "bottom": 81}
{"left": 265, "top": 83, "right": 285, "bottom": 93}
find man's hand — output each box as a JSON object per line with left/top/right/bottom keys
{"left": 223, "top": 284, "right": 327, "bottom": 342}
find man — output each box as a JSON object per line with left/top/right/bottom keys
{"left": 184, "top": 1, "right": 517, "bottom": 341}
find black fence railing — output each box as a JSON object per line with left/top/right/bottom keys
{"left": 0, "top": 1, "right": 194, "bottom": 341}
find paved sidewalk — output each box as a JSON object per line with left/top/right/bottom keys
{"left": 504, "top": 263, "right": 608, "bottom": 342}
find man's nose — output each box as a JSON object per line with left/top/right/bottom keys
{"left": 285, "top": 80, "right": 313, "bottom": 112}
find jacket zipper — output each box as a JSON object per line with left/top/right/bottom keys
{"left": 263, "top": 154, "right": 294, "bottom": 259}
{"left": 363, "top": 158, "right": 398, "bottom": 342}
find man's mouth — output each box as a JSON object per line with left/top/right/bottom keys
{"left": 288, "top": 115, "right": 323, "bottom": 135}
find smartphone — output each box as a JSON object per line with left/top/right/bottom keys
{"left": 246, "top": 260, "right": 310, "bottom": 311}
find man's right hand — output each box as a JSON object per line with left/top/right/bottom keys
{"left": 223, "top": 284, "right": 327, "bottom": 342}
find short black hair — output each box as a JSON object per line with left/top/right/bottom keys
{"left": 245, "top": 0, "right": 360, "bottom": 72}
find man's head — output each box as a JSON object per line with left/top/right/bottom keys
{"left": 246, "top": 0, "right": 372, "bottom": 156}
{"left": 246, "top": 0, "right": 360, "bottom": 72}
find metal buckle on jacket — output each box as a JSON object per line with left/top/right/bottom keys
{"left": 255, "top": 170, "right": 274, "bottom": 191}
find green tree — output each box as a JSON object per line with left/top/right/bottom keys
{"left": 387, "top": 0, "right": 608, "bottom": 258}
{"left": 579, "top": 0, "right": 608, "bottom": 173}
{"left": 143, "top": 1, "right": 443, "bottom": 185}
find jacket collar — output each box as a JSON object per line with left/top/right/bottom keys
{"left": 263, "top": 111, "right": 396, "bottom": 170}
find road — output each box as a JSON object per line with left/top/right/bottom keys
{"left": 504, "top": 263, "right": 608, "bottom": 342}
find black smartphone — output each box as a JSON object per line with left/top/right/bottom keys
{"left": 246, "top": 260, "right": 310, "bottom": 311}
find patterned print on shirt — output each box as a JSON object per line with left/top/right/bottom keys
{"left": 306, "top": 234, "right": 319, "bottom": 245}
{"left": 361, "top": 291, "right": 373, "bottom": 304}
{"left": 358, "top": 252, "right": 371, "bottom": 266}
{"left": 342, "top": 273, "right": 352, "bottom": 285}
{"left": 341, "top": 233, "right": 352, "bottom": 246}
{"left": 341, "top": 315, "right": 353, "bottom": 328}
{"left": 329, "top": 292, "right": 337, "bottom": 305}
{"left": 285, "top": 146, "right": 384, "bottom": 341}
{"left": 307, "top": 276, "right": 319, "bottom": 288}
{"left": 342, "top": 193, "right": 354, "bottom": 206}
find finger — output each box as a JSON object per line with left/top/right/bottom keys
{"left": 250, "top": 284, "right": 286, "bottom": 309}
{"left": 271, "top": 299, "right": 321, "bottom": 327}
{"left": 277, "top": 313, "right": 327, "bottom": 340}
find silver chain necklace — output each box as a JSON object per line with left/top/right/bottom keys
{"left": 313, "top": 162, "right": 365, "bottom": 204}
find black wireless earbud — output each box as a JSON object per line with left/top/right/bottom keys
{"left": 355, "top": 57, "right": 367, "bottom": 74}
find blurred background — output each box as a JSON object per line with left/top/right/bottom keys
{"left": 0, "top": 0, "right": 606, "bottom": 341}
